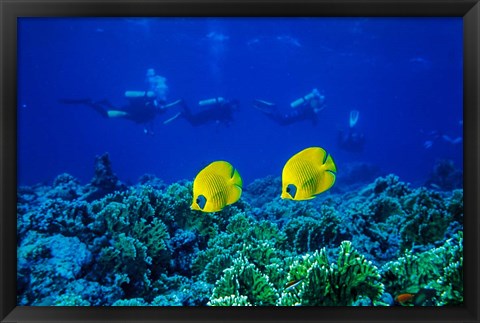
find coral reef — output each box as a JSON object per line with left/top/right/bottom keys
{"left": 16, "top": 155, "right": 464, "bottom": 306}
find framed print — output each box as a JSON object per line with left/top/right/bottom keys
{"left": 1, "top": 0, "right": 479, "bottom": 322}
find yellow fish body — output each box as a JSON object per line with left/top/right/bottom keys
{"left": 191, "top": 161, "right": 242, "bottom": 212}
{"left": 281, "top": 147, "right": 336, "bottom": 200}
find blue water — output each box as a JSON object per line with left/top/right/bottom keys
{"left": 18, "top": 17, "right": 463, "bottom": 187}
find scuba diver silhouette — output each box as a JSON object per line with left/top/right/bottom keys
{"left": 164, "top": 97, "right": 239, "bottom": 127}
{"left": 337, "top": 109, "right": 366, "bottom": 153}
{"left": 60, "top": 69, "right": 181, "bottom": 135}
{"left": 253, "top": 88, "right": 326, "bottom": 126}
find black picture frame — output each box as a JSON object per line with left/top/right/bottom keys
{"left": 1, "top": 0, "right": 479, "bottom": 322}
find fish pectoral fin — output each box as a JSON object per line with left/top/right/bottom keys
{"left": 314, "top": 170, "right": 336, "bottom": 195}
{"left": 226, "top": 184, "right": 242, "bottom": 205}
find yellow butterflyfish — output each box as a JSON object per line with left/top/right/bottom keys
{"left": 191, "top": 161, "right": 242, "bottom": 212}
{"left": 281, "top": 147, "right": 336, "bottom": 200}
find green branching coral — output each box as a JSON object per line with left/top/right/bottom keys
{"left": 133, "top": 217, "right": 169, "bottom": 261}
{"left": 159, "top": 182, "right": 194, "bottom": 230}
{"left": 446, "top": 189, "right": 463, "bottom": 224}
{"left": 400, "top": 188, "right": 452, "bottom": 251}
{"left": 284, "top": 205, "right": 344, "bottom": 253}
{"left": 192, "top": 212, "right": 287, "bottom": 285}
{"left": 192, "top": 232, "right": 236, "bottom": 284}
{"left": 208, "top": 295, "right": 252, "bottom": 306}
{"left": 88, "top": 185, "right": 173, "bottom": 300}
{"left": 278, "top": 241, "right": 384, "bottom": 306}
{"left": 381, "top": 231, "right": 463, "bottom": 306}
{"left": 97, "top": 233, "right": 152, "bottom": 293}
{"left": 209, "top": 256, "right": 279, "bottom": 306}
{"left": 381, "top": 249, "right": 440, "bottom": 295}
{"left": 426, "top": 231, "right": 463, "bottom": 305}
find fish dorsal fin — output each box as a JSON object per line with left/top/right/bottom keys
{"left": 205, "top": 160, "right": 234, "bottom": 178}
{"left": 295, "top": 147, "right": 327, "bottom": 165}
{"left": 296, "top": 147, "right": 337, "bottom": 195}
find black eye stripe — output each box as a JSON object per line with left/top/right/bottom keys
{"left": 196, "top": 195, "right": 207, "bottom": 210}
{"left": 286, "top": 184, "right": 297, "bottom": 198}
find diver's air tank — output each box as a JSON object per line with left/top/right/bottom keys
{"left": 107, "top": 110, "right": 128, "bottom": 118}
{"left": 290, "top": 89, "right": 318, "bottom": 108}
{"left": 198, "top": 97, "right": 225, "bottom": 106}
{"left": 124, "top": 91, "right": 156, "bottom": 98}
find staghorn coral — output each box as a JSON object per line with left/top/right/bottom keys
{"left": 208, "top": 295, "right": 252, "bottom": 306}
{"left": 278, "top": 241, "right": 384, "bottom": 306}
{"left": 208, "top": 239, "right": 385, "bottom": 306}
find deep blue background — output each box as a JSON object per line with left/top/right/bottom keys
{"left": 18, "top": 17, "right": 463, "bottom": 187}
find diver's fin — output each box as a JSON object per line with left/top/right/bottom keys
{"left": 253, "top": 99, "right": 276, "bottom": 113}
{"left": 60, "top": 98, "right": 110, "bottom": 118}
{"left": 163, "top": 112, "right": 182, "bottom": 124}
{"left": 163, "top": 99, "right": 183, "bottom": 109}
{"left": 349, "top": 110, "right": 360, "bottom": 128}
{"left": 254, "top": 99, "right": 276, "bottom": 107}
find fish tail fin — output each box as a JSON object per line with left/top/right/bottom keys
{"left": 323, "top": 153, "right": 337, "bottom": 173}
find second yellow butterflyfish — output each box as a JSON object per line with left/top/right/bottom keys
{"left": 281, "top": 147, "right": 337, "bottom": 200}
